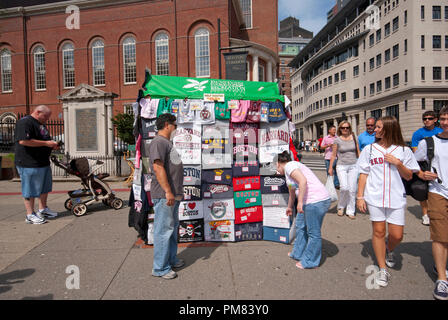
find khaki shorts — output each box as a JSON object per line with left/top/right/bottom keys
{"left": 427, "top": 192, "right": 448, "bottom": 243}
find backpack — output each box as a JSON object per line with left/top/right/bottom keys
{"left": 368, "top": 137, "right": 435, "bottom": 201}
{"left": 402, "top": 136, "right": 435, "bottom": 201}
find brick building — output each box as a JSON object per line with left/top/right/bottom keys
{"left": 0, "top": 0, "right": 279, "bottom": 121}
{"left": 278, "top": 17, "right": 312, "bottom": 100}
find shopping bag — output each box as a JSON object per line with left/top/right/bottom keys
{"left": 325, "top": 175, "right": 338, "bottom": 202}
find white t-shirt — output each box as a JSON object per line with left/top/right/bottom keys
{"left": 357, "top": 143, "right": 420, "bottom": 209}
{"left": 284, "top": 161, "right": 330, "bottom": 205}
{"left": 414, "top": 135, "right": 448, "bottom": 199}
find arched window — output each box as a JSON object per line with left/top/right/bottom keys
{"left": 123, "top": 36, "right": 136, "bottom": 84}
{"left": 62, "top": 43, "right": 75, "bottom": 88}
{"left": 92, "top": 39, "right": 105, "bottom": 86}
{"left": 195, "top": 28, "right": 210, "bottom": 78}
{"left": 33, "top": 46, "right": 46, "bottom": 90}
{"left": 0, "top": 49, "right": 12, "bottom": 93}
{"left": 155, "top": 33, "right": 169, "bottom": 75}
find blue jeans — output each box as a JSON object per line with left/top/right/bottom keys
{"left": 152, "top": 199, "right": 181, "bottom": 276}
{"left": 290, "top": 198, "right": 331, "bottom": 268}
{"left": 325, "top": 159, "right": 340, "bottom": 187}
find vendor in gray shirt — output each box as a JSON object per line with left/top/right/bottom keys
{"left": 149, "top": 113, "right": 185, "bottom": 280}
{"left": 328, "top": 121, "right": 360, "bottom": 219}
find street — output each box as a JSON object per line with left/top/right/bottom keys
{"left": 0, "top": 154, "right": 438, "bottom": 300}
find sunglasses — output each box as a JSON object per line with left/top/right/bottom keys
{"left": 423, "top": 117, "right": 435, "bottom": 121}
{"left": 433, "top": 167, "right": 443, "bottom": 184}
{"left": 170, "top": 122, "right": 178, "bottom": 129}
{"left": 341, "top": 127, "right": 350, "bottom": 130}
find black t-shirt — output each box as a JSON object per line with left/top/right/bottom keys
{"left": 14, "top": 116, "right": 52, "bottom": 167}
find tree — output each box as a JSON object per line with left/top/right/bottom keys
{"left": 111, "top": 113, "right": 135, "bottom": 145}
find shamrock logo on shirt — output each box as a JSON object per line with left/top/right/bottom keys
{"left": 183, "top": 79, "right": 209, "bottom": 92}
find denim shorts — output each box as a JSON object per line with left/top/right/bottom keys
{"left": 17, "top": 166, "right": 52, "bottom": 198}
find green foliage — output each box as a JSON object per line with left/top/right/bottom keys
{"left": 112, "top": 113, "right": 135, "bottom": 145}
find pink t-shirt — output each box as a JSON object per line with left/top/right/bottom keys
{"left": 285, "top": 161, "right": 330, "bottom": 205}
{"left": 321, "top": 134, "right": 338, "bottom": 160}
{"left": 231, "top": 100, "right": 250, "bottom": 123}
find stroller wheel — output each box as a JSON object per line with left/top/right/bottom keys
{"left": 64, "top": 199, "right": 73, "bottom": 211}
{"left": 72, "top": 203, "right": 88, "bottom": 217}
{"left": 111, "top": 198, "right": 123, "bottom": 210}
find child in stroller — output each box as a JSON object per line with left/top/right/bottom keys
{"left": 51, "top": 156, "right": 124, "bottom": 216}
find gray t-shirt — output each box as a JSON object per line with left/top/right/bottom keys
{"left": 149, "top": 135, "right": 184, "bottom": 199}
{"left": 335, "top": 136, "right": 357, "bottom": 165}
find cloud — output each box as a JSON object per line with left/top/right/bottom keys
{"left": 279, "top": 0, "right": 335, "bottom": 36}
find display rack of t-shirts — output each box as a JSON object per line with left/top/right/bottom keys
{"left": 258, "top": 120, "right": 290, "bottom": 164}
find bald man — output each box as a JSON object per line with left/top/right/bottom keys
{"left": 15, "top": 105, "right": 60, "bottom": 224}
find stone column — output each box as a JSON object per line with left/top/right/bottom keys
{"left": 267, "top": 61, "right": 273, "bottom": 82}
{"left": 63, "top": 104, "right": 69, "bottom": 155}
{"left": 106, "top": 100, "right": 114, "bottom": 157}
{"left": 323, "top": 120, "right": 328, "bottom": 136}
{"left": 312, "top": 122, "right": 317, "bottom": 140}
{"left": 252, "top": 55, "right": 259, "bottom": 82}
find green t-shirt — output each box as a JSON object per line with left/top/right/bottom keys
{"left": 157, "top": 98, "right": 174, "bottom": 117}
{"left": 215, "top": 101, "right": 230, "bottom": 120}
{"left": 233, "top": 190, "right": 262, "bottom": 208}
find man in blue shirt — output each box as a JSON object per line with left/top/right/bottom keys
{"left": 411, "top": 110, "right": 443, "bottom": 226}
{"left": 358, "top": 117, "right": 376, "bottom": 151}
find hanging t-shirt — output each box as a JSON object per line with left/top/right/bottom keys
{"left": 201, "top": 169, "right": 233, "bottom": 185}
{"left": 173, "top": 123, "right": 202, "bottom": 164}
{"left": 215, "top": 101, "right": 231, "bottom": 120}
{"left": 183, "top": 185, "right": 202, "bottom": 201}
{"left": 140, "top": 98, "right": 159, "bottom": 119}
{"left": 232, "top": 159, "right": 260, "bottom": 177}
{"left": 202, "top": 153, "right": 232, "bottom": 169}
{"left": 234, "top": 190, "right": 262, "bottom": 208}
{"left": 195, "top": 101, "right": 215, "bottom": 124}
{"left": 260, "top": 176, "right": 289, "bottom": 194}
{"left": 183, "top": 165, "right": 202, "bottom": 186}
{"left": 177, "top": 100, "right": 195, "bottom": 124}
{"left": 178, "top": 200, "right": 204, "bottom": 220}
{"left": 231, "top": 100, "right": 250, "bottom": 123}
{"left": 232, "top": 176, "right": 261, "bottom": 192}
{"left": 202, "top": 120, "right": 231, "bottom": 154}
{"left": 230, "top": 122, "right": 259, "bottom": 144}
{"left": 233, "top": 144, "right": 258, "bottom": 161}
{"left": 141, "top": 118, "right": 157, "bottom": 140}
{"left": 202, "top": 184, "right": 234, "bottom": 199}
{"left": 260, "top": 102, "right": 270, "bottom": 123}
{"left": 203, "top": 198, "right": 235, "bottom": 221}
{"left": 157, "top": 98, "right": 174, "bottom": 117}
{"left": 262, "top": 193, "right": 289, "bottom": 207}
{"left": 259, "top": 162, "right": 279, "bottom": 176}
{"left": 263, "top": 206, "right": 291, "bottom": 229}
{"left": 259, "top": 144, "right": 290, "bottom": 163}
{"left": 246, "top": 101, "right": 261, "bottom": 123}
{"left": 268, "top": 101, "right": 287, "bottom": 122}
{"left": 204, "top": 220, "right": 235, "bottom": 242}
{"left": 178, "top": 219, "right": 204, "bottom": 243}
{"left": 171, "top": 100, "right": 181, "bottom": 117}
{"left": 259, "top": 121, "right": 290, "bottom": 147}
{"left": 234, "top": 206, "right": 263, "bottom": 224}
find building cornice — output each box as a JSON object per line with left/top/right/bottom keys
{"left": 0, "top": 0, "right": 150, "bottom": 18}
{"left": 297, "top": 85, "right": 448, "bottom": 125}
{"left": 230, "top": 37, "right": 279, "bottom": 64}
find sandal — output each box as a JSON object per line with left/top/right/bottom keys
{"left": 296, "top": 262, "right": 304, "bottom": 269}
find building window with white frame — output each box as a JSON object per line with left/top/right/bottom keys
{"left": 259, "top": 65, "right": 265, "bottom": 82}
{"left": 195, "top": 28, "right": 210, "bottom": 78}
{"left": 92, "top": 39, "right": 105, "bottom": 86}
{"left": 33, "top": 46, "right": 46, "bottom": 91}
{"left": 123, "top": 36, "right": 137, "bottom": 84}
{"left": 239, "top": 0, "right": 252, "bottom": 29}
{"left": 0, "top": 49, "right": 12, "bottom": 93}
{"left": 155, "top": 33, "right": 169, "bottom": 76}
{"left": 62, "top": 43, "right": 75, "bottom": 89}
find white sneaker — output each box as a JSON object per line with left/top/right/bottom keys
{"left": 375, "top": 268, "right": 390, "bottom": 287}
{"left": 385, "top": 248, "right": 396, "bottom": 268}
{"left": 38, "top": 207, "right": 58, "bottom": 219}
{"left": 25, "top": 212, "right": 47, "bottom": 225}
{"left": 422, "top": 214, "right": 430, "bottom": 226}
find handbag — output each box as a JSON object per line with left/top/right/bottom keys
{"left": 325, "top": 175, "right": 338, "bottom": 202}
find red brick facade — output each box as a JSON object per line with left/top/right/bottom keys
{"left": 0, "top": 0, "right": 279, "bottom": 119}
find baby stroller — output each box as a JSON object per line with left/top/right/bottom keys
{"left": 51, "top": 155, "right": 124, "bottom": 217}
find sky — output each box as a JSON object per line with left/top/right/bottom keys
{"left": 278, "top": 0, "right": 336, "bottom": 36}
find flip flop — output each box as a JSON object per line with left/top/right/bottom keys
{"left": 296, "top": 262, "right": 304, "bottom": 269}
